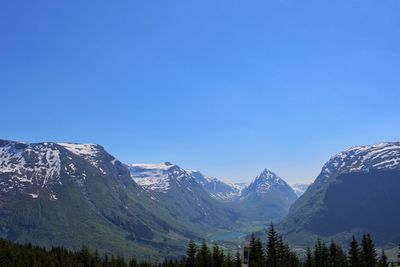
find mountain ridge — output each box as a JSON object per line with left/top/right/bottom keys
{"left": 280, "top": 141, "right": 400, "bottom": 245}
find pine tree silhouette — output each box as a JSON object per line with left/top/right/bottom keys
{"left": 348, "top": 235, "right": 361, "bottom": 267}
{"left": 305, "top": 247, "right": 313, "bottom": 267}
{"left": 266, "top": 224, "right": 278, "bottom": 267}
{"left": 185, "top": 240, "right": 197, "bottom": 267}
{"left": 360, "top": 233, "right": 377, "bottom": 267}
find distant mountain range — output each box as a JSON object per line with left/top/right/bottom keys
{"left": 280, "top": 142, "right": 400, "bottom": 246}
{"left": 128, "top": 163, "right": 299, "bottom": 222}
{"left": 186, "top": 170, "right": 246, "bottom": 201}
{"left": 1, "top": 138, "right": 399, "bottom": 258}
{"left": 127, "top": 162, "right": 238, "bottom": 231}
{"left": 0, "top": 139, "right": 297, "bottom": 258}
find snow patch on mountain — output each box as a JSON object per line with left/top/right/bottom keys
{"left": 58, "top": 143, "right": 100, "bottom": 166}
{"left": 0, "top": 141, "right": 63, "bottom": 200}
{"left": 187, "top": 170, "right": 246, "bottom": 201}
{"left": 0, "top": 142, "right": 61, "bottom": 190}
{"left": 128, "top": 162, "right": 191, "bottom": 193}
{"left": 291, "top": 183, "right": 311, "bottom": 197}
{"left": 250, "top": 169, "right": 287, "bottom": 193}
{"left": 129, "top": 162, "right": 174, "bottom": 171}
{"left": 320, "top": 142, "right": 400, "bottom": 180}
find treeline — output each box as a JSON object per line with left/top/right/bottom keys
{"left": 245, "top": 225, "right": 396, "bottom": 267}
{"left": 0, "top": 226, "right": 399, "bottom": 267}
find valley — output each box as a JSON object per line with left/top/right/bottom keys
{"left": 1, "top": 139, "right": 399, "bottom": 261}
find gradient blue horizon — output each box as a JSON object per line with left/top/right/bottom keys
{"left": 1, "top": 0, "right": 399, "bottom": 184}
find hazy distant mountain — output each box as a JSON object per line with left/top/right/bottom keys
{"left": 186, "top": 170, "right": 246, "bottom": 201}
{"left": 236, "top": 169, "right": 298, "bottom": 222}
{"left": 127, "top": 163, "right": 238, "bottom": 229}
{"left": 291, "top": 183, "right": 311, "bottom": 197}
{"left": 128, "top": 163, "right": 296, "bottom": 223}
{"left": 280, "top": 142, "right": 400, "bottom": 245}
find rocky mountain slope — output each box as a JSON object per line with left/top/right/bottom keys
{"left": 236, "top": 169, "right": 298, "bottom": 222}
{"left": 280, "top": 142, "right": 400, "bottom": 245}
{"left": 186, "top": 170, "right": 246, "bottom": 201}
{"left": 0, "top": 140, "right": 234, "bottom": 259}
{"left": 129, "top": 163, "right": 297, "bottom": 223}
{"left": 127, "top": 163, "right": 239, "bottom": 229}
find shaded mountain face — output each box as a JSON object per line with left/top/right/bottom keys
{"left": 127, "top": 163, "right": 239, "bottom": 230}
{"left": 186, "top": 170, "right": 245, "bottom": 201}
{"left": 236, "top": 169, "right": 298, "bottom": 222}
{"left": 0, "top": 140, "right": 234, "bottom": 259}
{"left": 280, "top": 142, "right": 400, "bottom": 245}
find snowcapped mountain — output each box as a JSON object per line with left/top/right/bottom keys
{"left": 0, "top": 140, "right": 119, "bottom": 200}
{"left": 128, "top": 162, "right": 189, "bottom": 193}
{"left": 128, "top": 164, "right": 247, "bottom": 201}
{"left": 241, "top": 169, "right": 297, "bottom": 199}
{"left": 186, "top": 170, "right": 246, "bottom": 201}
{"left": 316, "top": 142, "right": 400, "bottom": 184}
{"left": 291, "top": 183, "right": 311, "bottom": 197}
{"left": 0, "top": 140, "right": 237, "bottom": 259}
{"left": 236, "top": 169, "right": 298, "bottom": 222}
{"left": 127, "top": 162, "right": 238, "bottom": 228}
{"left": 281, "top": 142, "right": 400, "bottom": 245}
{"left": 129, "top": 162, "right": 298, "bottom": 222}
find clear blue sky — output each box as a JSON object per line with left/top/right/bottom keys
{"left": 1, "top": 0, "right": 399, "bottom": 184}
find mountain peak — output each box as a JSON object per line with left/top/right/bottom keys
{"left": 0, "top": 139, "right": 121, "bottom": 201}
{"left": 253, "top": 168, "right": 288, "bottom": 188}
{"left": 319, "top": 141, "right": 400, "bottom": 182}
{"left": 187, "top": 170, "right": 244, "bottom": 201}
{"left": 127, "top": 162, "right": 192, "bottom": 193}
{"left": 258, "top": 168, "right": 279, "bottom": 180}
{"left": 239, "top": 168, "right": 298, "bottom": 221}
{"left": 242, "top": 168, "right": 294, "bottom": 197}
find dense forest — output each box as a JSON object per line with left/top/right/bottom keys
{"left": 0, "top": 226, "right": 399, "bottom": 267}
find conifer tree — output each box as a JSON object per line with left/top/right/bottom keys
{"left": 337, "top": 244, "right": 348, "bottom": 267}
{"left": 276, "top": 236, "right": 285, "bottom": 267}
{"left": 254, "top": 238, "right": 264, "bottom": 267}
{"left": 186, "top": 240, "right": 197, "bottom": 267}
{"left": 277, "top": 236, "right": 294, "bottom": 267}
{"left": 266, "top": 224, "right": 278, "bottom": 267}
{"left": 360, "top": 233, "right": 377, "bottom": 267}
{"left": 212, "top": 243, "right": 224, "bottom": 267}
{"left": 305, "top": 247, "right": 313, "bottom": 267}
{"left": 348, "top": 236, "right": 360, "bottom": 267}
{"left": 329, "top": 241, "right": 341, "bottom": 267}
{"left": 314, "top": 239, "right": 329, "bottom": 267}
{"left": 197, "top": 241, "right": 211, "bottom": 267}
{"left": 249, "top": 234, "right": 256, "bottom": 267}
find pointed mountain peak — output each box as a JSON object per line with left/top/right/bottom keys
{"left": 257, "top": 168, "right": 279, "bottom": 180}
{"left": 243, "top": 168, "right": 293, "bottom": 196}
{"left": 254, "top": 168, "right": 286, "bottom": 186}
